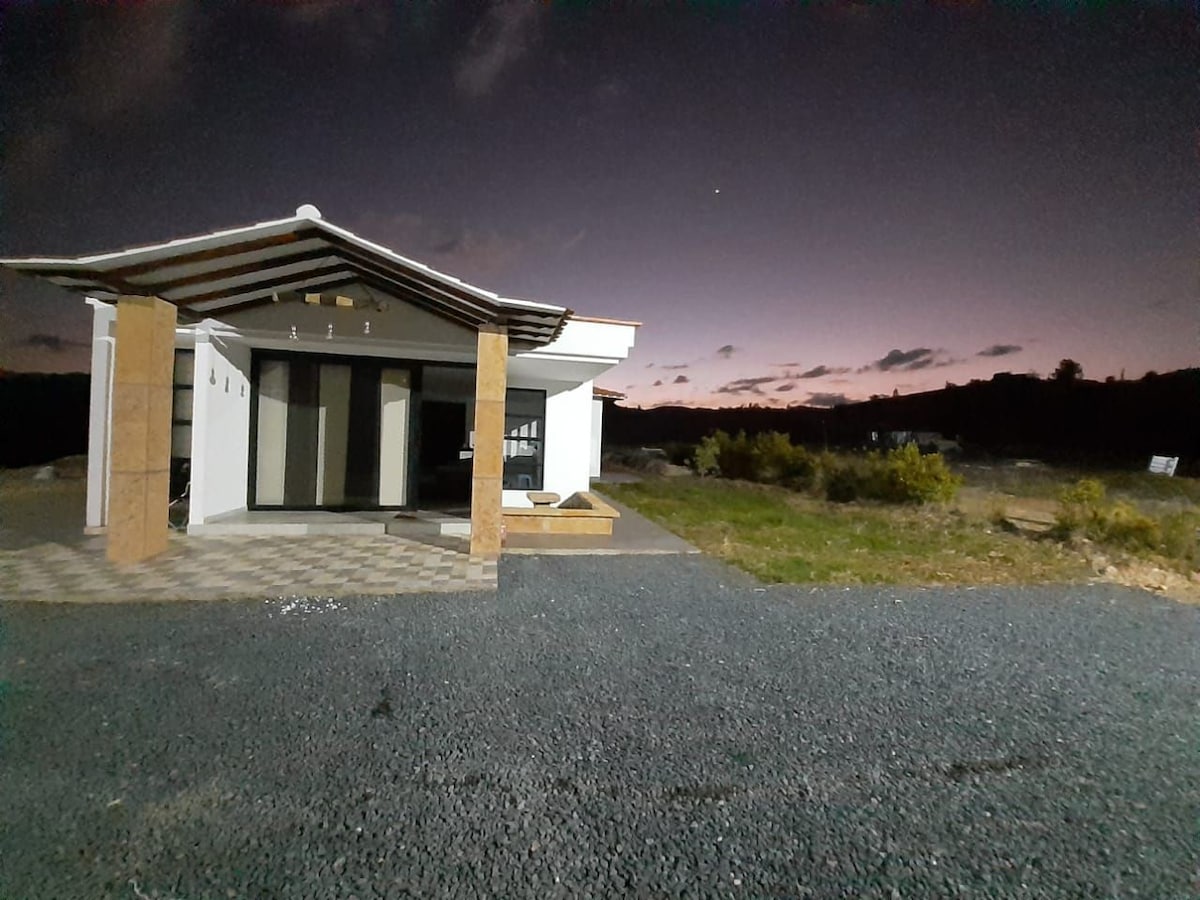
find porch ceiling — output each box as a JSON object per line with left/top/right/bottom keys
{"left": 0, "top": 205, "right": 570, "bottom": 347}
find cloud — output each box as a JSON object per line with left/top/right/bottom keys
{"left": 771, "top": 361, "right": 801, "bottom": 367}
{"left": 660, "top": 363, "right": 689, "bottom": 370}
{"left": 858, "top": 348, "right": 962, "bottom": 373}
{"left": 277, "top": 0, "right": 393, "bottom": 47}
{"left": 798, "top": 364, "right": 850, "bottom": 379}
{"left": 454, "top": 0, "right": 543, "bottom": 98}
{"left": 560, "top": 228, "right": 587, "bottom": 252}
{"left": 807, "top": 392, "right": 850, "bottom": 408}
{"left": 652, "top": 379, "right": 663, "bottom": 387}
{"left": 716, "top": 344, "right": 736, "bottom": 359}
{"left": 775, "top": 382, "right": 796, "bottom": 392}
{"left": 357, "top": 211, "right": 524, "bottom": 279}
{"left": 865, "top": 348, "right": 935, "bottom": 372}
{"left": 978, "top": 343, "right": 1024, "bottom": 358}
{"left": 672, "top": 375, "right": 690, "bottom": 384}
{"left": 8, "top": 2, "right": 197, "bottom": 184}
{"left": 715, "top": 375, "right": 776, "bottom": 396}
{"left": 22, "top": 333, "right": 89, "bottom": 353}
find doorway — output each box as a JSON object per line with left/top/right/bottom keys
{"left": 250, "top": 354, "right": 411, "bottom": 509}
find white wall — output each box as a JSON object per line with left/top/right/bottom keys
{"left": 590, "top": 397, "right": 604, "bottom": 479}
{"left": 189, "top": 332, "right": 251, "bottom": 526}
{"left": 84, "top": 299, "right": 116, "bottom": 529}
{"left": 502, "top": 377, "right": 594, "bottom": 507}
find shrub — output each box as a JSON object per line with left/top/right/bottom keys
{"left": 692, "top": 433, "right": 721, "bottom": 477}
{"left": 1160, "top": 511, "right": 1200, "bottom": 568}
{"left": 709, "top": 430, "right": 756, "bottom": 481}
{"left": 751, "top": 432, "right": 818, "bottom": 487}
{"left": 603, "top": 446, "right": 668, "bottom": 476}
{"left": 824, "top": 458, "right": 870, "bottom": 503}
{"left": 1054, "top": 478, "right": 1107, "bottom": 536}
{"left": 822, "top": 445, "right": 960, "bottom": 505}
{"left": 1095, "top": 502, "right": 1161, "bottom": 553}
{"left": 873, "top": 444, "right": 963, "bottom": 504}
{"left": 693, "top": 433, "right": 958, "bottom": 504}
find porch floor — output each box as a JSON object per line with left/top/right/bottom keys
{"left": 1, "top": 532, "right": 495, "bottom": 602}
{"left": 187, "top": 508, "right": 473, "bottom": 538}
{"left": 0, "top": 475, "right": 495, "bottom": 601}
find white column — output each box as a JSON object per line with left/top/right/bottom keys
{"left": 378, "top": 368, "right": 411, "bottom": 506}
{"left": 188, "top": 335, "right": 211, "bottom": 524}
{"left": 84, "top": 298, "right": 116, "bottom": 531}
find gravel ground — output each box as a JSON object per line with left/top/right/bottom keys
{"left": 2, "top": 555, "right": 1198, "bottom": 899}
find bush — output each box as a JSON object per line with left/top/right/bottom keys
{"left": 820, "top": 446, "right": 960, "bottom": 505}
{"left": 1096, "top": 502, "right": 1162, "bottom": 553}
{"left": 694, "top": 433, "right": 958, "bottom": 504}
{"left": 874, "top": 444, "right": 962, "bottom": 504}
{"left": 824, "top": 458, "right": 870, "bottom": 503}
{"left": 692, "top": 430, "right": 814, "bottom": 485}
{"left": 603, "top": 446, "right": 668, "bottom": 476}
{"left": 692, "top": 433, "right": 722, "bottom": 477}
{"left": 1055, "top": 478, "right": 1107, "bottom": 535}
{"left": 1054, "top": 478, "right": 1200, "bottom": 568}
{"left": 1161, "top": 511, "right": 1200, "bottom": 568}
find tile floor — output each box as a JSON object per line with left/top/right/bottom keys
{"left": 0, "top": 532, "right": 496, "bottom": 603}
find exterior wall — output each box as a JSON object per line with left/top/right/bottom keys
{"left": 521, "top": 319, "right": 636, "bottom": 362}
{"left": 213, "top": 287, "right": 476, "bottom": 358}
{"left": 85, "top": 299, "right": 116, "bottom": 530}
{"left": 188, "top": 331, "right": 251, "bottom": 525}
{"left": 590, "top": 397, "right": 603, "bottom": 479}
{"left": 502, "top": 377, "right": 593, "bottom": 508}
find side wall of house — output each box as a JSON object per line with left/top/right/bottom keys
{"left": 189, "top": 334, "right": 252, "bottom": 525}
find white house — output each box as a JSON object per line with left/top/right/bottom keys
{"left": 1, "top": 206, "right": 637, "bottom": 563}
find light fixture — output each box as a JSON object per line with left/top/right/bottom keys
{"left": 326, "top": 323, "right": 334, "bottom": 340}
{"left": 363, "top": 320, "right": 371, "bottom": 335}
{"left": 289, "top": 325, "right": 298, "bottom": 341}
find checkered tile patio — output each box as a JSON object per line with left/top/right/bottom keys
{"left": 0, "top": 533, "right": 496, "bottom": 603}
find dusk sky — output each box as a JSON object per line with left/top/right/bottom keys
{"left": 2, "top": 1, "right": 1194, "bottom": 408}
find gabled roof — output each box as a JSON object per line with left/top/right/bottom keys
{"left": 0, "top": 205, "right": 570, "bottom": 346}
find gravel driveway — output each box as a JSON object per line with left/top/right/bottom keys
{"left": 2, "top": 556, "right": 1197, "bottom": 898}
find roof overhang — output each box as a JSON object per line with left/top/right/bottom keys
{"left": 0, "top": 205, "right": 570, "bottom": 347}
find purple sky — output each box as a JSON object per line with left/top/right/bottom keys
{"left": 2, "top": 1, "right": 1194, "bottom": 408}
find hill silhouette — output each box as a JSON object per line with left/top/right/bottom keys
{"left": 607, "top": 369, "right": 1200, "bottom": 474}
{"left": 0, "top": 371, "right": 91, "bottom": 468}
{"left": 1, "top": 368, "right": 1195, "bottom": 474}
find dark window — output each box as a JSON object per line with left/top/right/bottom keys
{"left": 502, "top": 389, "right": 545, "bottom": 491}
{"left": 171, "top": 349, "right": 194, "bottom": 456}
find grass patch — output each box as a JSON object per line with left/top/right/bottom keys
{"left": 606, "top": 478, "right": 1087, "bottom": 586}
{"left": 958, "top": 463, "right": 1200, "bottom": 505}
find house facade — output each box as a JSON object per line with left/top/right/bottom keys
{"left": 2, "top": 206, "right": 636, "bottom": 564}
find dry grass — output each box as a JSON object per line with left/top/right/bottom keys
{"left": 606, "top": 477, "right": 1089, "bottom": 587}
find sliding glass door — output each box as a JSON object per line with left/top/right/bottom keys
{"left": 251, "top": 355, "right": 411, "bottom": 509}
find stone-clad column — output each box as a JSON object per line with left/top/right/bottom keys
{"left": 107, "top": 295, "right": 177, "bottom": 564}
{"left": 469, "top": 325, "right": 508, "bottom": 558}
